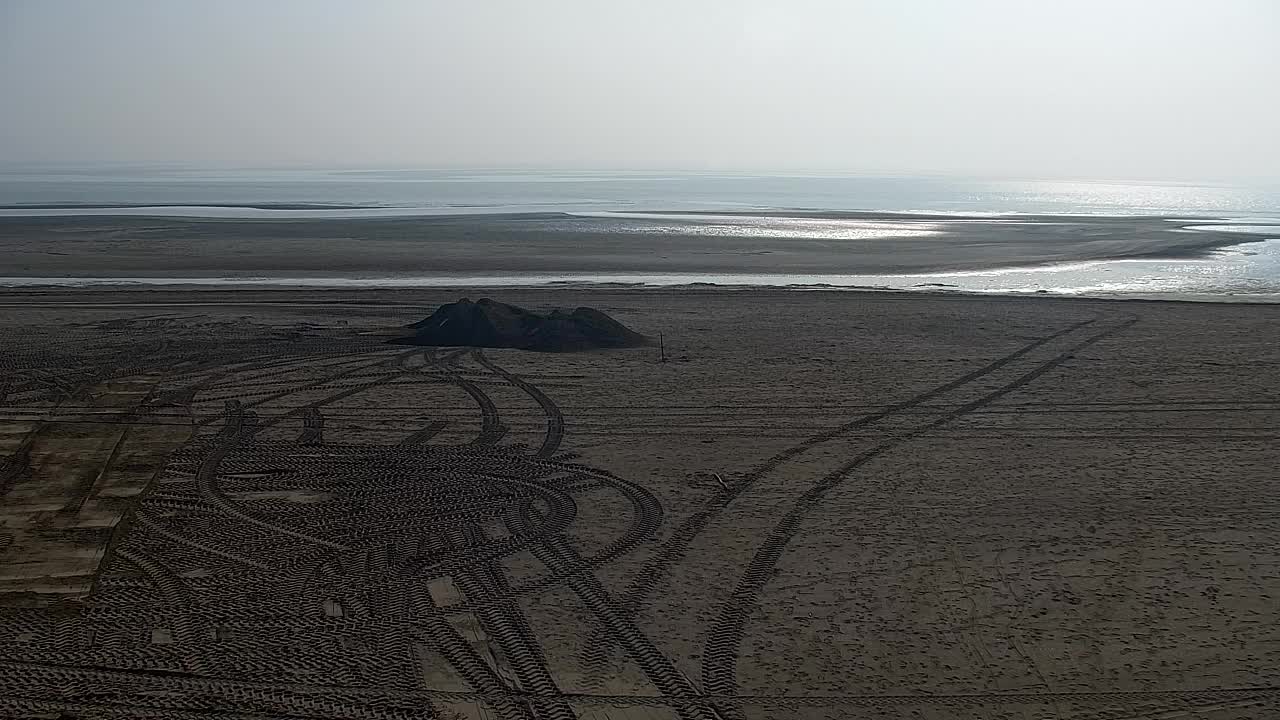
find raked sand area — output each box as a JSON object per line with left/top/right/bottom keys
{"left": 0, "top": 287, "right": 1278, "bottom": 719}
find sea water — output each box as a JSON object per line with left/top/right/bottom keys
{"left": 2, "top": 167, "right": 1279, "bottom": 299}
{"left": 3, "top": 167, "right": 1279, "bottom": 218}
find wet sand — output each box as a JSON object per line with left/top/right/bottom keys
{"left": 0, "top": 211, "right": 1259, "bottom": 278}
{"left": 1, "top": 287, "right": 1278, "bottom": 718}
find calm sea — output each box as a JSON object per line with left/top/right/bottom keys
{"left": 2, "top": 167, "right": 1279, "bottom": 218}
{"left": 2, "top": 167, "right": 1279, "bottom": 299}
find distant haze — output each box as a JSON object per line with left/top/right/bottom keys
{"left": 2, "top": 0, "right": 1277, "bottom": 182}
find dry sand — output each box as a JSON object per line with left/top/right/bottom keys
{"left": 0, "top": 212, "right": 1256, "bottom": 278}
{"left": 0, "top": 287, "right": 1277, "bottom": 719}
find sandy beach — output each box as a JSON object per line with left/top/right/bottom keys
{"left": 5, "top": 0, "right": 1279, "bottom": 715}
{"left": 1, "top": 286, "right": 1277, "bottom": 718}
{"left": 0, "top": 212, "right": 1262, "bottom": 279}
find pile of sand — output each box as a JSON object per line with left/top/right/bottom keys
{"left": 397, "top": 298, "right": 648, "bottom": 352}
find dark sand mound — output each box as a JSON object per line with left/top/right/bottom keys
{"left": 397, "top": 298, "right": 648, "bottom": 352}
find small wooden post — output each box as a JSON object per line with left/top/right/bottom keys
{"left": 659, "top": 332, "right": 667, "bottom": 362}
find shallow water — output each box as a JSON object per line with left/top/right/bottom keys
{"left": 6, "top": 239, "right": 1278, "bottom": 302}
{"left": 3, "top": 168, "right": 1279, "bottom": 299}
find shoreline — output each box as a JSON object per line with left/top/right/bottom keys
{"left": 0, "top": 211, "right": 1271, "bottom": 270}
{"left": 2, "top": 211, "right": 1277, "bottom": 301}
{"left": 0, "top": 283, "right": 1276, "bottom": 307}
{"left": 4, "top": 204, "right": 1279, "bottom": 224}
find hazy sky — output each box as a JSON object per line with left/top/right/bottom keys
{"left": 2, "top": 0, "right": 1277, "bottom": 181}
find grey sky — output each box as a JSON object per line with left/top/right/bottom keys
{"left": 1, "top": 0, "right": 1276, "bottom": 181}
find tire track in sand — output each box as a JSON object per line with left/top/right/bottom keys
{"left": 585, "top": 316, "right": 1103, "bottom": 679}
{"left": 699, "top": 314, "right": 1139, "bottom": 698}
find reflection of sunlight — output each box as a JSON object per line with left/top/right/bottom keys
{"left": 988, "top": 180, "right": 1248, "bottom": 213}
{"left": 644, "top": 219, "right": 945, "bottom": 240}
{"left": 912, "top": 261, "right": 1104, "bottom": 278}
{"left": 5, "top": 240, "right": 1279, "bottom": 301}
{"left": 4, "top": 222, "right": 1278, "bottom": 299}
{"left": 568, "top": 213, "right": 949, "bottom": 239}
{"left": 1182, "top": 225, "right": 1280, "bottom": 235}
